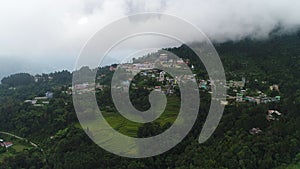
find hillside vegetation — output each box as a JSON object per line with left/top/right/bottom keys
{"left": 0, "top": 31, "right": 300, "bottom": 168}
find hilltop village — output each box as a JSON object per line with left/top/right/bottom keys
{"left": 11, "top": 53, "right": 283, "bottom": 139}
{"left": 73, "top": 54, "right": 281, "bottom": 100}
{"left": 71, "top": 53, "right": 283, "bottom": 129}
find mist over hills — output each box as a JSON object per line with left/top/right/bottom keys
{"left": 0, "top": 57, "right": 50, "bottom": 80}
{"left": 1, "top": 0, "right": 300, "bottom": 83}
{"left": 1, "top": 28, "right": 299, "bottom": 82}
{"left": 0, "top": 57, "right": 75, "bottom": 81}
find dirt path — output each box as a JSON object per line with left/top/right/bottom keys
{"left": 0, "top": 131, "right": 38, "bottom": 148}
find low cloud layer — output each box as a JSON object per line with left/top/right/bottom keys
{"left": 0, "top": 0, "right": 300, "bottom": 75}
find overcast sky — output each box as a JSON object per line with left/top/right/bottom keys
{"left": 0, "top": 0, "right": 300, "bottom": 77}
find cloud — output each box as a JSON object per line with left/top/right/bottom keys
{"left": 0, "top": 0, "right": 299, "bottom": 73}
{"left": 165, "top": 0, "right": 300, "bottom": 42}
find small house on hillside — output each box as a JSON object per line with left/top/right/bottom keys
{"left": 249, "top": 128, "right": 262, "bottom": 135}
{"left": 46, "top": 91, "right": 53, "bottom": 99}
{"left": 266, "top": 110, "right": 282, "bottom": 121}
{"left": 0, "top": 139, "right": 13, "bottom": 148}
{"left": 269, "top": 84, "right": 279, "bottom": 91}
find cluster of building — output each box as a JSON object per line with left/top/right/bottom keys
{"left": 226, "top": 78, "right": 284, "bottom": 135}
{"left": 72, "top": 82, "right": 106, "bottom": 94}
{"left": 226, "top": 78, "right": 281, "bottom": 105}
{"left": 111, "top": 54, "right": 203, "bottom": 94}
{"left": 24, "top": 91, "right": 53, "bottom": 107}
{"left": 110, "top": 69, "right": 200, "bottom": 95}
{"left": 0, "top": 139, "right": 13, "bottom": 148}
{"left": 73, "top": 53, "right": 210, "bottom": 95}
{"left": 34, "top": 75, "right": 53, "bottom": 83}
{"left": 227, "top": 77, "right": 246, "bottom": 89}
{"left": 249, "top": 109, "right": 283, "bottom": 135}
{"left": 234, "top": 92, "right": 281, "bottom": 104}
{"left": 117, "top": 53, "right": 193, "bottom": 74}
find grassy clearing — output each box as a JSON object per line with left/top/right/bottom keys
{"left": 79, "top": 96, "right": 180, "bottom": 137}
{"left": 73, "top": 96, "right": 181, "bottom": 155}
{"left": 0, "top": 133, "right": 32, "bottom": 163}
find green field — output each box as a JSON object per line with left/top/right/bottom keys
{"left": 74, "top": 97, "right": 181, "bottom": 156}
{"left": 79, "top": 96, "right": 180, "bottom": 137}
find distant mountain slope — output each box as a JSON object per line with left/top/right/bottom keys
{"left": 0, "top": 57, "right": 51, "bottom": 80}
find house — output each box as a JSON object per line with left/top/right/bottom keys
{"left": 275, "top": 96, "right": 281, "bottom": 101}
{"left": 259, "top": 96, "right": 280, "bottom": 104}
{"left": 236, "top": 93, "right": 243, "bottom": 102}
{"left": 249, "top": 128, "right": 262, "bottom": 135}
{"left": 266, "top": 110, "right": 282, "bottom": 121}
{"left": 185, "top": 59, "right": 190, "bottom": 65}
{"left": 243, "top": 96, "right": 256, "bottom": 103}
{"left": 159, "top": 54, "right": 168, "bottom": 61}
{"left": 3, "top": 142, "right": 13, "bottom": 148}
{"left": 154, "top": 86, "right": 162, "bottom": 92}
{"left": 221, "top": 100, "right": 229, "bottom": 105}
{"left": 235, "top": 81, "right": 245, "bottom": 88}
{"left": 109, "top": 66, "right": 117, "bottom": 71}
{"left": 74, "top": 83, "right": 89, "bottom": 90}
{"left": 158, "top": 71, "right": 165, "bottom": 82}
{"left": 25, "top": 91, "right": 54, "bottom": 106}
{"left": 176, "top": 60, "right": 185, "bottom": 64}
{"left": 167, "top": 88, "right": 174, "bottom": 94}
{"left": 141, "top": 71, "right": 148, "bottom": 76}
{"left": 0, "top": 139, "right": 13, "bottom": 148}
{"left": 255, "top": 98, "right": 261, "bottom": 104}
{"left": 34, "top": 96, "right": 48, "bottom": 100}
{"left": 270, "top": 84, "right": 279, "bottom": 91}
{"left": 96, "top": 84, "right": 105, "bottom": 90}
{"left": 200, "top": 84, "right": 207, "bottom": 90}
{"left": 42, "top": 101, "right": 50, "bottom": 104}
{"left": 228, "top": 78, "right": 246, "bottom": 89}
{"left": 46, "top": 91, "right": 53, "bottom": 99}
{"left": 24, "top": 100, "right": 37, "bottom": 105}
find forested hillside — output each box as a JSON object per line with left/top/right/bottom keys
{"left": 0, "top": 31, "right": 300, "bottom": 169}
